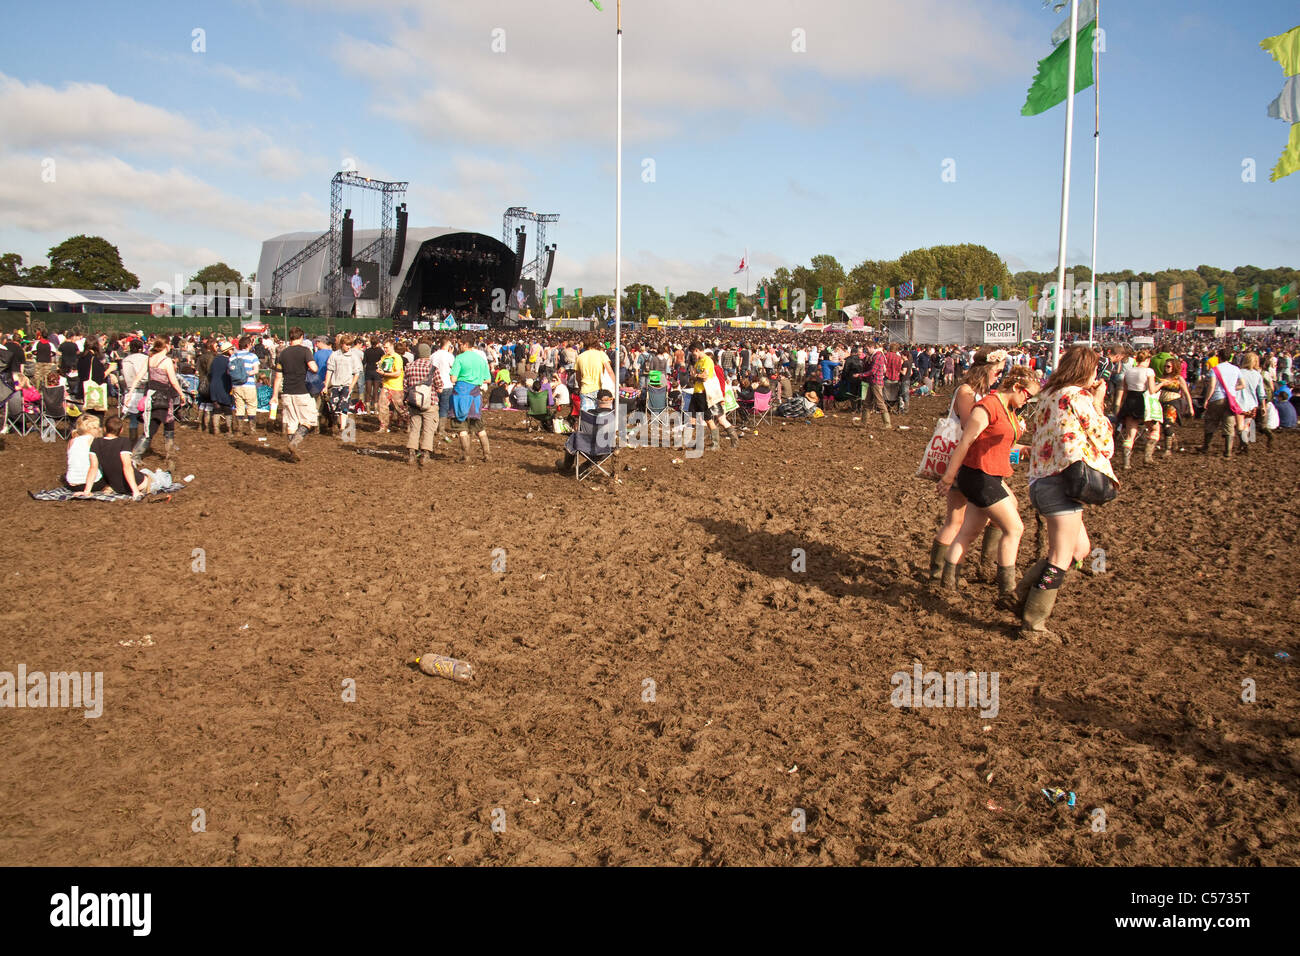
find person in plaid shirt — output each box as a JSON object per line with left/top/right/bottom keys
{"left": 863, "top": 345, "right": 891, "bottom": 429}
{"left": 403, "top": 341, "right": 443, "bottom": 466}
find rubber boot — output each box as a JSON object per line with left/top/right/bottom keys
{"left": 1121, "top": 444, "right": 1132, "bottom": 470}
{"left": 1014, "top": 558, "right": 1048, "bottom": 607}
{"left": 927, "top": 540, "right": 946, "bottom": 581}
{"left": 407, "top": 449, "right": 417, "bottom": 466}
{"left": 710, "top": 429, "right": 721, "bottom": 452}
{"left": 728, "top": 426, "right": 739, "bottom": 448}
{"left": 1162, "top": 433, "right": 1173, "bottom": 458}
{"left": 129, "top": 426, "right": 138, "bottom": 443}
{"left": 1143, "top": 439, "right": 1156, "bottom": 464}
{"left": 1019, "top": 587, "right": 1059, "bottom": 639}
{"left": 131, "top": 436, "right": 149, "bottom": 466}
{"left": 940, "top": 560, "right": 961, "bottom": 591}
{"left": 994, "top": 565, "right": 1018, "bottom": 609}
{"left": 1223, "top": 434, "right": 1233, "bottom": 459}
{"left": 980, "top": 526, "right": 1004, "bottom": 583}
{"left": 417, "top": 450, "right": 426, "bottom": 468}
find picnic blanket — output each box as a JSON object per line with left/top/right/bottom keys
{"left": 29, "top": 482, "right": 186, "bottom": 502}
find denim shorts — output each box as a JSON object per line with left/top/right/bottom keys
{"left": 1029, "top": 473, "right": 1084, "bottom": 516}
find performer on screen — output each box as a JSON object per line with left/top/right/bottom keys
{"left": 350, "top": 268, "right": 366, "bottom": 299}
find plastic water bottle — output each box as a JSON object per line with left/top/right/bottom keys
{"left": 1009, "top": 449, "right": 1021, "bottom": 465}
{"left": 417, "top": 654, "right": 474, "bottom": 682}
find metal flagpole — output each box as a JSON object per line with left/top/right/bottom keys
{"left": 613, "top": 0, "right": 623, "bottom": 441}
{"left": 1051, "top": 0, "right": 1080, "bottom": 374}
{"left": 1088, "top": 0, "right": 1100, "bottom": 346}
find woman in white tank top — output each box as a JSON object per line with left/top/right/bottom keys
{"left": 1118, "top": 350, "right": 1158, "bottom": 469}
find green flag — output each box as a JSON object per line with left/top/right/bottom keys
{"left": 757, "top": 287, "right": 766, "bottom": 307}
{"left": 556, "top": 287, "right": 564, "bottom": 308}
{"left": 780, "top": 287, "right": 789, "bottom": 310}
{"left": 1236, "top": 285, "right": 1258, "bottom": 310}
{"left": 727, "top": 287, "right": 737, "bottom": 309}
{"left": 835, "top": 286, "right": 844, "bottom": 310}
{"left": 938, "top": 286, "right": 947, "bottom": 300}
{"left": 870, "top": 286, "right": 880, "bottom": 310}
{"left": 576, "top": 288, "right": 583, "bottom": 312}
{"left": 978, "top": 285, "right": 985, "bottom": 299}
{"left": 588, "top": 0, "right": 603, "bottom": 11}
{"left": 1276, "top": 283, "right": 1298, "bottom": 313}
{"left": 814, "top": 287, "right": 824, "bottom": 309}
{"left": 1200, "top": 284, "right": 1224, "bottom": 313}
{"left": 665, "top": 286, "right": 671, "bottom": 308}
{"left": 992, "top": 285, "right": 1001, "bottom": 300}
{"left": 1022, "top": 20, "right": 1098, "bottom": 117}
{"left": 636, "top": 289, "right": 642, "bottom": 311}
{"left": 1263, "top": 25, "right": 1300, "bottom": 181}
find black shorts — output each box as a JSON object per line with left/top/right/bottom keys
{"left": 688, "top": 392, "right": 713, "bottom": 420}
{"left": 956, "top": 465, "right": 1010, "bottom": 509}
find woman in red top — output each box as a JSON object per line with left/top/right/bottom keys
{"left": 936, "top": 365, "right": 1040, "bottom": 605}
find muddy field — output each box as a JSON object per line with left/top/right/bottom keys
{"left": 1, "top": 391, "right": 1297, "bottom": 866}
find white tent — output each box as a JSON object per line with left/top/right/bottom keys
{"left": 889, "top": 299, "right": 1032, "bottom": 345}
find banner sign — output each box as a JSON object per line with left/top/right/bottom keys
{"left": 983, "top": 318, "right": 1019, "bottom": 344}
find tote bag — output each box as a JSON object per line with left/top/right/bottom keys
{"left": 916, "top": 394, "right": 964, "bottom": 481}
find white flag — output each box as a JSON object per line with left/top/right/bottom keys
{"left": 1051, "top": 0, "right": 1097, "bottom": 47}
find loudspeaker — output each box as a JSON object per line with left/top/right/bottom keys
{"left": 340, "top": 210, "right": 353, "bottom": 268}
{"left": 541, "top": 244, "right": 556, "bottom": 287}
{"left": 390, "top": 204, "right": 407, "bottom": 275}
{"left": 513, "top": 227, "right": 526, "bottom": 285}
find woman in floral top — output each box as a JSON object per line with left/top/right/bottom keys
{"left": 1017, "top": 345, "right": 1115, "bottom": 640}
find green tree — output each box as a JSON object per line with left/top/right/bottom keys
{"left": 0, "top": 253, "right": 22, "bottom": 286}
{"left": 190, "top": 262, "right": 244, "bottom": 288}
{"left": 623, "top": 283, "right": 666, "bottom": 319}
{"left": 45, "top": 235, "right": 139, "bottom": 290}
{"left": 674, "top": 290, "right": 712, "bottom": 319}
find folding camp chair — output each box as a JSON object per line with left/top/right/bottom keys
{"left": 2, "top": 382, "right": 38, "bottom": 436}
{"left": 41, "top": 385, "right": 76, "bottom": 439}
{"left": 750, "top": 389, "right": 773, "bottom": 428}
{"left": 174, "top": 373, "right": 200, "bottom": 425}
{"left": 645, "top": 384, "right": 671, "bottom": 432}
{"left": 571, "top": 407, "right": 615, "bottom": 481}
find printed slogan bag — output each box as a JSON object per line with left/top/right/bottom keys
{"left": 915, "top": 397, "right": 963, "bottom": 481}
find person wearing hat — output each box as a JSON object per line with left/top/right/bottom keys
{"left": 208, "top": 340, "right": 237, "bottom": 438}
{"left": 403, "top": 341, "right": 441, "bottom": 466}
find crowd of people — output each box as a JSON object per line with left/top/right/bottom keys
{"left": 3, "top": 327, "right": 1297, "bottom": 621}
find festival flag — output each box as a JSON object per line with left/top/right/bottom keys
{"left": 1028, "top": 284, "right": 1039, "bottom": 309}
{"left": 978, "top": 285, "right": 985, "bottom": 299}
{"left": 922, "top": 286, "right": 929, "bottom": 300}
{"left": 710, "top": 287, "right": 719, "bottom": 312}
{"left": 835, "top": 286, "right": 844, "bottom": 310}
{"left": 727, "top": 287, "right": 738, "bottom": 309}
{"left": 1276, "top": 283, "right": 1298, "bottom": 313}
{"left": 1200, "top": 284, "right": 1224, "bottom": 313}
{"left": 1237, "top": 285, "right": 1259, "bottom": 310}
{"left": 899, "top": 280, "right": 914, "bottom": 298}
{"left": 757, "top": 286, "right": 766, "bottom": 308}
{"left": 588, "top": 1, "right": 603, "bottom": 11}
{"left": 1262, "top": 24, "right": 1300, "bottom": 181}
{"left": 1050, "top": 0, "right": 1098, "bottom": 47}
{"left": 814, "top": 287, "right": 824, "bottom": 309}
{"left": 576, "top": 288, "right": 583, "bottom": 312}
{"left": 780, "top": 287, "right": 789, "bottom": 310}
{"left": 556, "top": 287, "right": 564, "bottom": 309}
{"left": 1167, "top": 282, "right": 1184, "bottom": 314}
{"left": 870, "top": 286, "right": 881, "bottom": 310}
{"left": 938, "top": 286, "right": 947, "bottom": 300}
{"left": 636, "top": 289, "right": 642, "bottom": 312}
{"left": 665, "top": 286, "right": 672, "bottom": 310}
{"left": 992, "top": 284, "right": 1001, "bottom": 300}
{"left": 734, "top": 254, "right": 747, "bottom": 274}
{"left": 1022, "top": 19, "right": 1098, "bottom": 117}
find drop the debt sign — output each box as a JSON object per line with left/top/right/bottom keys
{"left": 983, "top": 318, "right": 1019, "bottom": 344}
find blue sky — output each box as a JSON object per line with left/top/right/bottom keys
{"left": 0, "top": 0, "right": 1296, "bottom": 298}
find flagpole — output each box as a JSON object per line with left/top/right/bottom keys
{"left": 613, "top": 0, "right": 623, "bottom": 441}
{"left": 1088, "top": 0, "right": 1100, "bottom": 347}
{"left": 1051, "top": 0, "right": 1080, "bottom": 374}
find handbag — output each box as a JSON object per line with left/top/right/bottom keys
{"left": 1214, "top": 366, "right": 1244, "bottom": 416}
{"left": 1062, "top": 459, "right": 1117, "bottom": 505}
{"left": 1142, "top": 392, "right": 1161, "bottom": 422}
{"left": 915, "top": 395, "right": 964, "bottom": 481}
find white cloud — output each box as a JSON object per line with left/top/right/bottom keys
{"left": 324, "top": 0, "right": 1033, "bottom": 146}
{"left": 211, "top": 64, "right": 302, "bottom": 99}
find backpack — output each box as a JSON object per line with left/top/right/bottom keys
{"left": 229, "top": 353, "right": 249, "bottom": 386}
